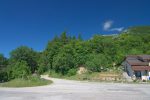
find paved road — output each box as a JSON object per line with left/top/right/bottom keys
{"left": 0, "top": 75, "right": 150, "bottom": 100}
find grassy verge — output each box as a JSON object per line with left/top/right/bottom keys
{"left": 49, "top": 70, "right": 123, "bottom": 82}
{"left": 0, "top": 76, "right": 52, "bottom": 87}
{"left": 64, "top": 72, "right": 150, "bottom": 84}
{"left": 65, "top": 72, "right": 123, "bottom": 82}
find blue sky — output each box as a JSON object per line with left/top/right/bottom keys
{"left": 0, "top": 0, "right": 150, "bottom": 57}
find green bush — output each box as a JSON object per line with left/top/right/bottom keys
{"left": 85, "top": 54, "right": 110, "bottom": 72}
{"left": 67, "top": 69, "right": 77, "bottom": 76}
{"left": 49, "top": 70, "right": 63, "bottom": 78}
{"left": 37, "top": 66, "right": 46, "bottom": 74}
{"left": 10, "top": 61, "right": 31, "bottom": 79}
{"left": 0, "top": 71, "right": 8, "bottom": 82}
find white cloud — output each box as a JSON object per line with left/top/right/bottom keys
{"left": 110, "top": 27, "right": 124, "bottom": 32}
{"left": 103, "top": 20, "right": 113, "bottom": 31}
{"left": 103, "top": 20, "right": 124, "bottom": 32}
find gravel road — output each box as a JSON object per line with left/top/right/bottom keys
{"left": 0, "top": 75, "right": 150, "bottom": 100}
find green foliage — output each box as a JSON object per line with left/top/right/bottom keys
{"left": 74, "top": 41, "right": 88, "bottom": 66}
{"left": 0, "top": 76, "right": 52, "bottom": 87}
{"left": 43, "top": 35, "right": 62, "bottom": 71}
{"left": 0, "top": 54, "right": 7, "bottom": 69}
{"left": 9, "top": 61, "right": 31, "bottom": 79}
{"left": 127, "top": 26, "right": 150, "bottom": 34}
{"left": 0, "top": 71, "right": 8, "bottom": 82}
{"left": 0, "top": 54, "right": 8, "bottom": 82}
{"left": 60, "top": 31, "right": 69, "bottom": 45}
{"left": 10, "top": 46, "right": 38, "bottom": 73}
{"left": 67, "top": 69, "right": 77, "bottom": 76}
{"left": 49, "top": 70, "right": 63, "bottom": 78}
{"left": 53, "top": 46, "right": 75, "bottom": 75}
{"left": 85, "top": 54, "right": 110, "bottom": 72}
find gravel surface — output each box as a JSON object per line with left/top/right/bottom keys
{"left": 0, "top": 75, "right": 150, "bottom": 100}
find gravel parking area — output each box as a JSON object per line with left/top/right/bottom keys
{"left": 0, "top": 75, "right": 150, "bottom": 100}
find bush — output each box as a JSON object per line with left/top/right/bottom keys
{"left": 10, "top": 61, "right": 31, "bottom": 79}
{"left": 85, "top": 54, "right": 110, "bottom": 72}
{"left": 37, "top": 65, "right": 46, "bottom": 74}
{"left": 67, "top": 69, "right": 77, "bottom": 76}
{"left": 0, "top": 71, "right": 8, "bottom": 82}
{"left": 49, "top": 70, "right": 63, "bottom": 78}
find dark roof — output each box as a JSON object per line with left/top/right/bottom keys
{"left": 126, "top": 55, "right": 150, "bottom": 66}
{"left": 138, "top": 55, "right": 150, "bottom": 61}
{"left": 132, "top": 66, "right": 150, "bottom": 71}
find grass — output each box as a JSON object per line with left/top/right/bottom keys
{"left": 0, "top": 76, "right": 53, "bottom": 87}
{"left": 65, "top": 72, "right": 122, "bottom": 81}
{"left": 49, "top": 70, "right": 123, "bottom": 82}
{"left": 65, "top": 72, "right": 98, "bottom": 81}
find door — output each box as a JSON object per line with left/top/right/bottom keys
{"left": 134, "top": 71, "right": 141, "bottom": 78}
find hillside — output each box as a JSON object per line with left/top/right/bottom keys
{"left": 1, "top": 26, "right": 150, "bottom": 83}
{"left": 126, "top": 26, "right": 150, "bottom": 34}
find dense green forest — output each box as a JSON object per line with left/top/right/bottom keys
{"left": 0, "top": 26, "right": 150, "bottom": 82}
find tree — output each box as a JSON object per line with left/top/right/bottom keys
{"left": 10, "top": 46, "right": 38, "bottom": 73}
{"left": 0, "top": 54, "right": 7, "bottom": 70}
{"left": 74, "top": 41, "right": 88, "bottom": 66}
{"left": 0, "top": 54, "right": 8, "bottom": 82}
{"left": 53, "top": 45, "right": 75, "bottom": 75}
{"left": 37, "top": 52, "right": 48, "bottom": 74}
{"left": 85, "top": 54, "right": 110, "bottom": 72}
{"left": 60, "top": 32, "right": 68, "bottom": 45}
{"left": 77, "top": 33, "right": 83, "bottom": 41}
{"left": 0, "top": 71, "right": 8, "bottom": 82}
{"left": 43, "top": 35, "right": 62, "bottom": 70}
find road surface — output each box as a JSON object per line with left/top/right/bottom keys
{"left": 0, "top": 75, "right": 150, "bottom": 100}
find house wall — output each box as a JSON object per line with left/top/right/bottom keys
{"left": 124, "top": 61, "right": 134, "bottom": 77}
{"left": 121, "top": 61, "right": 126, "bottom": 71}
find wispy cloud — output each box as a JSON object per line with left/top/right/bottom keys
{"left": 110, "top": 27, "right": 124, "bottom": 32}
{"left": 103, "top": 20, "right": 124, "bottom": 32}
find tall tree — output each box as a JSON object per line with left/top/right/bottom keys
{"left": 0, "top": 54, "right": 7, "bottom": 70}
{"left": 10, "top": 46, "right": 38, "bottom": 73}
{"left": 60, "top": 32, "right": 68, "bottom": 45}
{"left": 53, "top": 44, "right": 75, "bottom": 75}
{"left": 0, "top": 54, "right": 8, "bottom": 82}
{"left": 44, "top": 35, "right": 62, "bottom": 70}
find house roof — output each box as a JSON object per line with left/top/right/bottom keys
{"left": 138, "top": 55, "right": 150, "bottom": 61}
{"left": 132, "top": 66, "right": 150, "bottom": 71}
{"left": 127, "top": 59, "right": 148, "bottom": 66}
{"left": 126, "top": 55, "right": 150, "bottom": 66}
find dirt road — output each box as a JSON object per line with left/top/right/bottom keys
{"left": 0, "top": 75, "right": 150, "bottom": 100}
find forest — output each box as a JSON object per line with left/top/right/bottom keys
{"left": 0, "top": 26, "right": 150, "bottom": 82}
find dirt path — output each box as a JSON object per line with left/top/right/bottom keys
{"left": 0, "top": 75, "right": 150, "bottom": 100}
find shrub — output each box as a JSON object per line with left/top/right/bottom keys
{"left": 11, "top": 61, "right": 31, "bottom": 79}
{"left": 49, "top": 70, "right": 63, "bottom": 78}
{"left": 67, "top": 69, "right": 77, "bottom": 76}
{"left": 0, "top": 71, "right": 8, "bottom": 82}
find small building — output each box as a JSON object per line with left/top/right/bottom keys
{"left": 122, "top": 55, "right": 150, "bottom": 80}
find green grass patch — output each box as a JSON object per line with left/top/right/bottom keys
{"left": 64, "top": 72, "right": 97, "bottom": 81}
{"left": 0, "top": 76, "right": 52, "bottom": 87}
